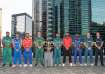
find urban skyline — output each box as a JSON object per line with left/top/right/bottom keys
{"left": 0, "top": 0, "right": 105, "bottom": 37}
{"left": 32, "top": 0, "right": 91, "bottom": 40}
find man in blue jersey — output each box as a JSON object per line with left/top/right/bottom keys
{"left": 12, "top": 32, "right": 22, "bottom": 68}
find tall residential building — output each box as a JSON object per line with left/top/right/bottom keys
{"left": 33, "top": 0, "right": 91, "bottom": 39}
{"left": 32, "top": 0, "right": 53, "bottom": 40}
{"left": 0, "top": 8, "right": 2, "bottom": 56}
{"left": 0, "top": 8, "right": 2, "bottom": 40}
{"left": 81, "top": 0, "right": 91, "bottom": 35}
{"left": 11, "top": 13, "right": 32, "bottom": 37}
{"left": 54, "top": 0, "right": 91, "bottom": 36}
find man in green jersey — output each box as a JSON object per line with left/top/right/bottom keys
{"left": 34, "top": 32, "right": 45, "bottom": 66}
{"left": 2, "top": 32, "right": 12, "bottom": 67}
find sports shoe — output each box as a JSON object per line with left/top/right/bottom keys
{"left": 12, "top": 65, "right": 16, "bottom": 68}
{"left": 80, "top": 64, "right": 83, "bottom": 66}
{"left": 70, "top": 63, "right": 73, "bottom": 66}
{"left": 9, "top": 64, "right": 12, "bottom": 67}
{"left": 2, "top": 64, "right": 6, "bottom": 67}
{"left": 29, "top": 64, "right": 33, "bottom": 67}
{"left": 62, "top": 64, "right": 65, "bottom": 67}
{"left": 19, "top": 64, "right": 22, "bottom": 67}
{"left": 84, "top": 64, "right": 87, "bottom": 66}
{"left": 24, "top": 64, "right": 28, "bottom": 67}
{"left": 90, "top": 64, "right": 94, "bottom": 66}
{"left": 54, "top": 64, "right": 57, "bottom": 67}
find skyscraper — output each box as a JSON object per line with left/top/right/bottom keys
{"left": 0, "top": 8, "right": 2, "bottom": 56}
{"left": 11, "top": 13, "right": 32, "bottom": 37}
{"left": 32, "top": 0, "right": 53, "bottom": 40}
{"left": 53, "top": 0, "right": 91, "bottom": 36}
{"left": 0, "top": 8, "right": 2, "bottom": 40}
{"left": 33, "top": 0, "right": 91, "bottom": 39}
{"left": 81, "top": 0, "right": 91, "bottom": 35}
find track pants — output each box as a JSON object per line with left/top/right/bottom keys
{"left": 84, "top": 48, "right": 93, "bottom": 64}
{"left": 54, "top": 48, "right": 61, "bottom": 65}
{"left": 95, "top": 48, "right": 104, "bottom": 65}
{"left": 13, "top": 48, "right": 22, "bottom": 65}
{"left": 44, "top": 52, "right": 53, "bottom": 67}
{"left": 23, "top": 49, "right": 32, "bottom": 64}
{"left": 74, "top": 48, "right": 82, "bottom": 64}
{"left": 3, "top": 47, "right": 12, "bottom": 64}
{"left": 63, "top": 48, "right": 72, "bottom": 64}
{"left": 35, "top": 48, "right": 44, "bottom": 65}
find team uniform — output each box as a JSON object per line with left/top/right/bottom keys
{"left": 95, "top": 37, "right": 104, "bottom": 66}
{"left": 53, "top": 36, "right": 62, "bottom": 66}
{"left": 2, "top": 36, "right": 12, "bottom": 66}
{"left": 34, "top": 37, "right": 45, "bottom": 66}
{"left": 73, "top": 36, "right": 83, "bottom": 65}
{"left": 22, "top": 38, "right": 32, "bottom": 67}
{"left": 44, "top": 41, "right": 53, "bottom": 67}
{"left": 12, "top": 38, "right": 22, "bottom": 66}
{"left": 84, "top": 36, "right": 93, "bottom": 66}
{"left": 62, "top": 35, "right": 72, "bottom": 66}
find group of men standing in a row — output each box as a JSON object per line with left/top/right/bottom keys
{"left": 1, "top": 31, "right": 104, "bottom": 68}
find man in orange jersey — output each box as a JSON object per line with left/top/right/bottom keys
{"left": 62, "top": 32, "right": 72, "bottom": 66}
{"left": 22, "top": 33, "right": 32, "bottom": 67}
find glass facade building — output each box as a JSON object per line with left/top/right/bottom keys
{"left": 0, "top": 8, "right": 2, "bottom": 39}
{"left": 33, "top": 0, "right": 53, "bottom": 40}
{"left": 0, "top": 8, "right": 2, "bottom": 56}
{"left": 33, "top": 0, "right": 91, "bottom": 39}
{"left": 81, "top": 0, "right": 91, "bottom": 35}
{"left": 11, "top": 13, "right": 32, "bottom": 37}
{"left": 53, "top": 0, "right": 91, "bottom": 37}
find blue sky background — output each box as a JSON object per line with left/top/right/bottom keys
{"left": 92, "top": 0, "right": 105, "bottom": 24}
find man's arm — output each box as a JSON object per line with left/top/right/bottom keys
{"left": 2, "top": 37, "right": 5, "bottom": 48}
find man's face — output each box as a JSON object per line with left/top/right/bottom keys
{"left": 16, "top": 34, "right": 19, "bottom": 38}
{"left": 56, "top": 34, "right": 60, "bottom": 37}
{"left": 76, "top": 34, "right": 79, "bottom": 37}
{"left": 96, "top": 32, "right": 100, "bottom": 37}
{"left": 25, "top": 33, "right": 29, "bottom": 38}
{"left": 37, "top": 32, "right": 41, "bottom": 37}
{"left": 6, "top": 32, "right": 10, "bottom": 36}
{"left": 87, "top": 33, "right": 90, "bottom": 38}
{"left": 66, "top": 33, "right": 69, "bottom": 36}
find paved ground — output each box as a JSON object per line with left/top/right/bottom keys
{"left": 0, "top": 57, "right": 105, "bottom": 74}
{"left": 0, "top": 65, "right": 105, "bottom": 74}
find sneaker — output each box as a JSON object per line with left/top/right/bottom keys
{"left": 73, "top": 64, "right": 76, "bottom": 66}
{"left": 62, "top": 64, "right": 65, "bottom": 67}
{"left": 12, "top": 65, "right": 16, "bottom": 68}
{"left": 19, "top": 64, "right": 22, "bottom": 67}
{"left": 70, "top": 63, "right": 73, "bottom": 66}
{"left": 90, "top": 64, "right": 94, "bottom": 66}
{"left": 24, "top": 64, "right": 28, "bottom": 67}
{"left": 2, "top": 64, "right": 6, "bottom": 67}
{"left": 101, "top": 64, "right": 105, "bottom": 66}
{"left": 35, "top": 64, "right": 37, "bottom": 67}
{"left": 94, "top": 64, "right": 97, "bottom": 66}
{"left": 80, "top": 64, "right": 83, "bottom": 66}
{"left": 54, "top": 64, "right": 57, "bottom": 67}
{"left": 59, "top": 64, "right": 61, "bottom": 66}
{"left": 84, "top": 64, "right": 87, "bottom": 66}
{"left": 29, "top": 64, "right": 33, "bottom": 67}
{"left": 9, "top": 64, "right": 12, "bottom": 67}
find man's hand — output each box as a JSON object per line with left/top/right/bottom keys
{"left": 16, "top": 49, "right": 19, "bottom": 51}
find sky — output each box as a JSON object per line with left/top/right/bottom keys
{"left": 92, "top": 0, "right": 105, "bottom": 24}
{"left": 0, "top": 0, "right": 32, "bottom": 36}
{"left": 0, "top": 0, "right": 105, "bottom": 36}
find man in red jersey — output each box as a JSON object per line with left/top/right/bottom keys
{"left": 62, "top": 32, "right": 72, "bottom": 66}
{"left": 22, "top": 33, "right": 32, "bottom": 67}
